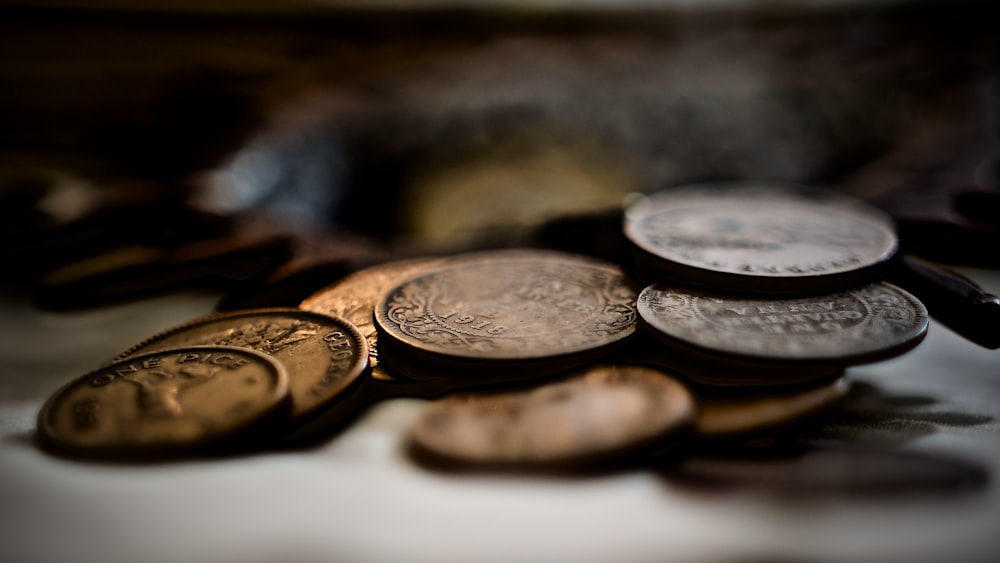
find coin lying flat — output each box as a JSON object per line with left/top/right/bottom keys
{"left": 112, "top": 308, "right": 368, "bottom": 423}
{"left": 408, "top": 364, "right": 695, "bottom": 467}
{"left": 624, "top": 183, "right": 898, "bottom": 293}
{"left": 300, "top": 257, "right": 446, "bottom": 381}
{"left": 374, "top": 250, "right": 638, "bottom": 381}
{"left": 37, "top": 346, "right": 289, "bottom": 458}
{"left": 637, "top": 282, "right": 928, "bottom": 366}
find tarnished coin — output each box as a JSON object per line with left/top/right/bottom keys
{"left": 113, "top": 308, "right": 368, "bottom": 423}
{"left": 624, "top": 183, "right": 898, "bottom": 293}
{"left": 300, "top": 257, "right": 446, "bottom": 381}
{"left": 408, "top": 364, "right": 695, "bottom": 467}
{"left": 696, "top": 374, "right": 850, "bottom": 437}
{"left": 374, "top": 250, "right": 638, "bottom": 380}
{"left": 37, "top": 346, "right": 289, "bottom": 458}
{"left": 637, "top": 282, "right": 928, "bottom": 366}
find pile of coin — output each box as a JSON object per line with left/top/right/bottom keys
{"left": 37, "top": 182, "right": 939, "bottom": 467}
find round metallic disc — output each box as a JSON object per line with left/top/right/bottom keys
{"left": 112, "top": 308, "right": 368, "bottom": 422}
{"left": 638, "top": 281, "right": 928, "bottom": 365}
{"left": 624, "top": 183, "right": 899, "bottom": 293}
{"left": 38, "top": 346, "right": 289, "bottom": 457}
{"left": 408, "top": 364, "right": 695, "bottom": 467}
{"left": 374, "top": 250, "right": 638, "bottom": 379}
{"left": 300, "top": 257, "right": 446, "bottom": 382}
{"left": 695, "top": 374, "right": 850, "bottom": 437}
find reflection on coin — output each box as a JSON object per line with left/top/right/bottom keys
{"left": 113, "top": 308, "right": 368, "bottom": 422}
{"left": 624, "top": 183, "right": 898, "bottom": 293}
{"left": 374, "top": 250, "right": 638, "bottom": 380}
{"left": 637, "top": 282, "right": 928, "bottom": 365}
{"left": 409, "top": 364, "right": 695, "bottom": 467}
{"left": 300, "top": 257, "right": 446, "bottom": 381}
{"left": 696, "top": 374, "right": 850, "bottom": 437}
{"left": 37, "top": 346, "right": 289, "bottom": 457}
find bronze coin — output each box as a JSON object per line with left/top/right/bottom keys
{"left": 408, "top": 364, "right": 695, "bottom": 467}
{"left": 113, "top": 308, "right": 368, "bottom": 422}
{"left": 37, "top": 346, "right": 289, "bottom": 457}
{"left": 695, "top": 374, "right": 850, "bottom": 437}
{"left": 374, "top": 250, "right": 638, "bottom": 380}
{"left": 300, "top": 257, "right": 446, "bottom": 381}
{"left": 624, "top": 183, "right": 898, "bottom": 293}
{"left": 637, "top": 281, "right": 928, "bottom": 366}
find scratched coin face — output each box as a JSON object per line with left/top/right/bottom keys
{"left": 38, "top": 346, "right": 289, "bottom": 457}
{"left": 374, "top": 251, "right": 638, "bottom": 372}
{"left": 637, "top": 282, "right": 928, "bottom": 365}
{"left": 624, "top": 183, "right": 898, "bottom": 293}
{"left": 409, "top": 364, "right": 695, "bottom": 466}
{"left": 113, "top": 308, "right": 368, "bottom": 421}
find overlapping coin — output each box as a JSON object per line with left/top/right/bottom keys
{"left": 37, "top": 346, "right": 289, "bottom": 458}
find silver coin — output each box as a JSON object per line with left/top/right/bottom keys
{"left": 637, "top": 281, "right": 928, "bottom": 365}
{"left": 624, "top": 183, "right": 898, "bottom": 293}
{"left": 374, "top": 250, "right": 637, "bottom": 378}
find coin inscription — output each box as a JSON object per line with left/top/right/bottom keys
{"left": 637, "top": 282, "right": 928, "bottom": 364}
{"left": 38, "top": 346, "right": 288, "bottom": 456}
{"left": 113, "top": 308, "right": 368, "bottom": 420}
{"left": 375, "top": 252, "right": 637, "bottom": 361}
{"left": 409, "top": 364, "right": 695, "bottom": 465}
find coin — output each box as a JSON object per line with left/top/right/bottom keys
{"left": 623, "top": 183, "right": 898, "bottom": 293}
{"left": 374, "top": 250, "right": 638, "bottom": 380}
{"left": 408, "top": 364, "right": 695, "bottom": 467}
{"left": 695, "top": 374, "right": 850, "bottom": 437}
{"left": 37, "top": 346, "right": 289, "bottom": 458}
{"left": 113, "top": 308, "right": 368, "bottom": 423}
{"left": 637, "top": 281, "right": 928, "bottom": 366}
{"left": 300, "top": 257, "right": 446, "bottom": 381}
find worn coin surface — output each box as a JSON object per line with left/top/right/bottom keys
{"left": 374, "top": 250, "right": 638, "bottom": 378}
{"left": 38, "top": 346, "right": 289, "bottom": 457}
{"left": 113, "top": 308, "right": 368, "bottom": 421}
{"left": 408, "top": 364, "right": 695, "bottom": 467}
{"left": 624, "top": 183, "right": 898, "bottom": 293}
{"left": 637, "top": 282, "right": 928, "bottom": 365}
{"left": 300, "top": 257, "right": 446, "bottom": 381}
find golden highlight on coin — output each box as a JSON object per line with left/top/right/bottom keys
{"left": 408, "top": 364, "right": 696, "bottom": 467}
{"left": 112, "top": 308, "right": 369, "bottom": 423}
{"left": 374, "top": 250, "right": 638, "bottom": 381}
{"left": 37, "top": 346, "right": 289, "bottom": 458}
{"left": 624, "top": 183, "right": 898, "bottom": 293}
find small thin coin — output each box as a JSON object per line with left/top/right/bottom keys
{"left": 408, "top": 364, "right": 695, "bottom": 467}
{"left": 696, "top": 374, "right": 850, "bottom": 437}
{"left": 637, "top": 281, "right": 928, "bottom": 365}
{"left": 374, "top": 250, "right": 637, "bottom": 380}
{"left": 300, "top": 257, "right": 446, "bottom": 381}
{"left": 112, "top": 308, "right": 368, "bottom": 422}
{"left": 37, "top": 346, "right": 289, "bottom": 457}
{"left": 624, "top": 183, "right": 898, "bottom": 293}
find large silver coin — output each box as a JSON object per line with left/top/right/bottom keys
{"left": 624, "top": 183, "right": 898, "bottom": 293}
{"left": 374, "top": 250, "right": 637, "bottom": 380}
{"left": 637, "top": 282, "right": 928, "bottom": 365}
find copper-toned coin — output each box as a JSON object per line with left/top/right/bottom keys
{"left": 374, "top": 250, "right": 638, "bottom": 381}
{"left": 695, "top": 374, "right": 850, "bottom": 437}
{"left": 408, "top": 364, "right": 695, "bottom": 467}
{"left": 113, "top": 308, "right": 368, "bottom": 423}
{"left": 300, "top": 257, "right": 446, "bottom": 381}
{"left": 637, "top": 282, "right": 928, "bottom": 366}
{"left": 37, "top": 346, "right": 289, "bottom": 458}
{"left": 624, "top": 183, "right": 898, "bottom": 293}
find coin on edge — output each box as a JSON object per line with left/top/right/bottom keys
{"left": 624, "top": 183, "right": 898, "bottom": 293}
{"left": 37, "top": 346, "right": 289, "bottom": 458}
{"left": 374, "top": 250, "right": 638, "bottom": 381}
{"left": 408, "top": 364, "right": 696, "bottom": 467}
{"left": 637, "top": 282, "right": 928, "bottom": 366}
{"left": 112, "top": 308, "right": 368, "bottom": 424}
